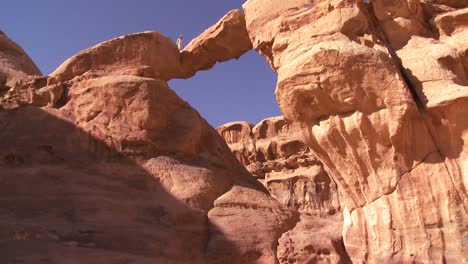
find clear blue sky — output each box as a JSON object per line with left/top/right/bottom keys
{"left": 1, "top": 0, "right": 280, "bottom": 127}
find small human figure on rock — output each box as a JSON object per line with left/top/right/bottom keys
{"left": 176, "top": 35, "right": 183, "bottom": 51}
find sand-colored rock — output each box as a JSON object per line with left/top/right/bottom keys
{"left": 219, "top": 117, "right": 345, "bottom": 263}
{"left": 1, "top": 31, "right": 297, "bottom": 263}
{"left": 177, "top": 9, "right": 253, "bottom": 79}
{"left": 0, "top": 31, "right": 41, "bottom": 87}
{"left": 50, "top": 11, "right": 253, "bottom": 83}
{"left": 244, "top": 0, "right": 467, "bottom": 263}
{"left": 397, "top": 36, "right": 468, "bottom": 108}
{"left": 217, "top": 121, "right": 257, "bottom": 167}
{"left": 219, "top": 117, "right": 342, "bottom": 217}
{"left": 370, "top": 0, "right": 433, "bottom": 50}
{"left": 2, "top": 1, "right": 468, "bottom": 263}
{"left": 277, "top": 215, "right": 350, "bottom": 264}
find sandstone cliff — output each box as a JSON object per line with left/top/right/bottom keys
{"left": 241, "top": 0, "right": 467, "bottom": 263}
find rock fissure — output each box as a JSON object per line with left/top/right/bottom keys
{"left": 365, "top": 1, "right": 428, "bottom": 112}
{"left": 366, "top": 1, "right": 467, "bottom": 218}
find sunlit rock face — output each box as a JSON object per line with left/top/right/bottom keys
{"left": 176, "top": 9, "right": 253, "bottom": 79}
{"left": 0, "top": 31, "right": 41, "bottom": 89}
{"left": 243, "top": 0, "right": 467, "bottom": 263}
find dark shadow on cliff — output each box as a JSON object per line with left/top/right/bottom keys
{"left": 0, "top": 106, "right": 240, "bottom": 264}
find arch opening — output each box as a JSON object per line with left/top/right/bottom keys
{"left": 169, "top": 50, "right": 280, "bottom": 128}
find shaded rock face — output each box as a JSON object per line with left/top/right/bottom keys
{"left": 2, "top": 2, "right": 467, "bottom": 263}
{"left": 0, "top": 11, "right": 299, "bottom": 264}
{"left": 243, "top": 0, "right": 467, "bottom": 263}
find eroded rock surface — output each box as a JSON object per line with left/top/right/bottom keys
{"left": 218, "top": 117, "right": 341, "bottom": 217}
{"left": 243, "top": 0, "right": 467, "bottom": 263}
{"left": 0, "top": 75, "right": 63, "bottom": 108}
{"left": 219, "top": 117, "right": 345, "bottom": 264}
{"left": 0, "top": 28, "right": 297, "bottom": 264}
{"left": 2, "top": 1, "right": 468, "bottom": 263}
{"left": 50, "top": 10, "right": 253, "bottom": 83}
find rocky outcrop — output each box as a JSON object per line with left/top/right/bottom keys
{"left": 0, "top": 31, "right": 41, "bottom": 88}
{"left": 2, "top": 2, "right": 467, "bottom": 263}
{"left": 0, "top": 75, "right": 63, "bottom": 108}
{"left": 423, "top": 0, "right": 468, "bottom": 8}
{"left": 219, "top": 117, "right": 345, "bottom": 264}
{"left": 0, "top": 24, "right": 298, "bottom": 264}
{"left": 243, "top": 0, "right": 467, "bottom": 263}
{"left": 177, "top": 9, "right": 253, "bottom": 79}
{"left": 218, "top": 117, "right": 341, "bottom": 217}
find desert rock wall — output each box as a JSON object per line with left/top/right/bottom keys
{"left": 242, "top": 0, "right": 467, "bottom": 263}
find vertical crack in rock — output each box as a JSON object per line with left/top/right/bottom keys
{"left": 366, "top": 1, "right": 466, "bottom": 214}
{"left": 365, "top": 1, "right": 427, "bottom": 111}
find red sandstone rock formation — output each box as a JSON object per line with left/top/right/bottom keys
{"left": 243, "top": 0, "right": 467, "bottom": 263}
{"left": 0, "top": 12, "right": 297, "bottom": 263}
{"left": 50, "top": 32, "right": 181, "bottom": 82}
{"left": 2, "top": 1, "right": 467, "bottom": 263}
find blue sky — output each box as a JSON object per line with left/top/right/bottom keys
{"left": 1, "top": 0, "right": 280, "bottom": 127}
